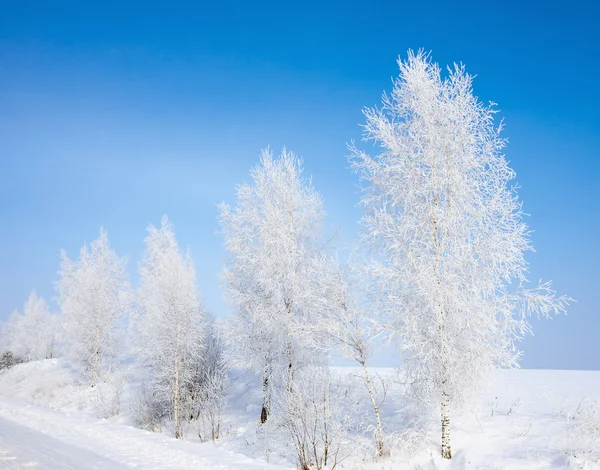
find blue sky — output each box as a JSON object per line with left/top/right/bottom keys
{"left": 1, "top": 1, "right": 598, "bottom": 369}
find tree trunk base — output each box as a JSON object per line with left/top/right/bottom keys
{"left": 260, "top": 405, "right": 268, "bottom": 424}
{"left": 441, "top": 393, "right": 451, "bottom": 459}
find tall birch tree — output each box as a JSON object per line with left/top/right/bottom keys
{"left": 219, "top": 148, "right": 326, "bottom": 423}
{"left": 135, "top": 216, "right": 206, "bottom": 439}
{"left": 57, "top": 228, "right": 130, "bottom": 385}
{"left": 351, "top": 51, "right": 570, "bottom": 459}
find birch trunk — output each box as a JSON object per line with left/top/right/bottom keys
{"left": 91, "top": 322, "right": 102, "bottom": 386}
{"left": 173, "top": 323, "right": 182, "bottom": 439}
{"left": 441, "top": 390, "right": 451, "bottom": 459}
{"left": 173, "top": 358, "right": 181, "bottom": 438}
{"left": 91, "top": 349, "right": 100, "bottom": 387}
{"left": 432, "top": 185, "right": 452, "bottom": 460}
{"left": 260, "top": 372, "right": 270, "bottom": 424}
{"left": 360, "top": 359, "right": 385, "bottom": 456}
{"left": 285, "top": 297, "right": 294, "bottom": 392}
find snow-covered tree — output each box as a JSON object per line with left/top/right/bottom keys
{"left": 350, "top": 51, "right": 571, "bottom": 459}
{"left": 3, "top": 311, "right": 23, "bottom": 358}
{"left": 5, "top": 291, "right": 57, "bottom": 361}
{"left": 57, "top": 228, "right": 130, "bottom": 385}
{"left": 135, "top": 216, "right": 205, "bottom": 439}
{"left": 0, "top": 350, "right": 23, "bottom": 371}
{"left": 311, "top": 257, "right": 387, "bottom": 457}
{"left": 0, "top": 321, "right": 9, "bottom": 355}
{"left": 219, "top": 148, "right": 327, "bottom": 424}
{"left": 190, "top": 314, "right": 228, "bottom": 442}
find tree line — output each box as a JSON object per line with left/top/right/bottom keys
{"left": 0, "top": 51, "right": 570, "bottom": 465}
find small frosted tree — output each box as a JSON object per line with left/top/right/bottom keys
{"left": 6, "top": 291, "right": 58, "bottom": 361}
{"left": 4, "top": 311, "right": 27, "bottom": 359}
{"left": 135, "top": 216, "right": 206, "bottom": 439}
{"left": 57, "top": 228, "right": 130, "bottom": 385}
{"left": 219, "top": 148, "right": 327, "bottom": 424}
{"left": 350, "top": 51, "right": 570, "bottom": 459}
{"left": 312, "top": 257, "right": 387, "bottom": 457}
{"left": 190, "top": 314, "right": 228, "bottom": 442}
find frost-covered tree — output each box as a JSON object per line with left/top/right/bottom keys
{"left": 189, "top": 314, "right": 228, "bottom": 442}
{"left": 350, "top": 51, "right": 571, "bottom": 459}
{"left": 4, "top": 311, "right": 25, "bottom": 359}
{"left": 135, "top": 216, "right": 206, "bottom": 439}
{"left": 57, "top": 228, "right": 130, "bottom": 385}
{"left": 312, "top": 257, "right": 387, "bottom": 457}
{"left": 0, "top": 321, "right": 9, "bottom": 355}
{"left": 6, "top": 291, "right": 57, "bottom": 361}
{"left": 219, "top": 148, "right": 326, "bottom": 424}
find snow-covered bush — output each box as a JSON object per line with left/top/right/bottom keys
{"left": 94, "top": 369, "right": 127, "bottom": 418}
{"left": 560, "top": 398, "right": 600, "bottom": 468}
{"left": 187, "top": 316, "right": 228, "bottom": 442}
{"left": 0, "top": 350, "right": 24, "bottom": 372}
{"left": 129, "top": 383, "right": 166, "bottom": 432}
{"left": 274, "top": 366, "right": 351, "bottom": 470}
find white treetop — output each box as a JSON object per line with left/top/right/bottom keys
{"left": 5, "top": 291, "right": 57, "bottom": 361}
{"left": 350, "top": 51, "right": 570, "bottom": 459}
{"left": 56, "top": 228, "right": 130, "bottom": 385}
{"left": 219, "top": 148, "right": 326, "bottom": 423}
{"left": 135, "top": 215, "right": 205, "bottom": 438}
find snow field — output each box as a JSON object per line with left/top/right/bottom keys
{"left": 1, "top": 360, "right": 599, "bottom": 469}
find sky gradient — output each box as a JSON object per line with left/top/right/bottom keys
{"left": 1, "top": 0, "right": 598, "bottom": 369}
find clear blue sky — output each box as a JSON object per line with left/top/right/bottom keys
{"left": 1, "top": 1, "right": 598, "bottom": 369}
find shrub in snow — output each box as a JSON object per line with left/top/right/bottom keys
{"left": 187, "top": 316, "right": 228, "bottom": 442}
{"left": 350, "top": 50, "right": 571, "bottom": 459}
{"left": 560, "top": 398, "right": 600, "bottom": 468}
{"left": 0, "top": 350, "right": 24, "bottom": 372}
{"left": 129, "top": 383, "right": 166, "bottom": 432}
{"left": 94, "top": 369, "right": 128, "bottom": 418}
{"left": 273, "top": 365, "right": 353, "bottom": 470}
{"left": 507, "top": 398, "right": 522, "bottom": 416}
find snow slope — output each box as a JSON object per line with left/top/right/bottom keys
{"left": 0, "top": 396, "right": 287, "bottom": 469}
{"left": 0, "top": 415, "right": 128, "bottom": 469}
{"left": 0, "top": 360, "right": 599, "bottom": 469}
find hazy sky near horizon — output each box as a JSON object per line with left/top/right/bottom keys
{"left": 1, "top": 1, "right": 598, "bottom": 369}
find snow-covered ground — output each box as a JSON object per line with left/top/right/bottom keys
{"left": 0, "top": 360, "right": 599, "bottom": 469}
{"left": 0, "top": 397, "right": 285, "bottom": 469}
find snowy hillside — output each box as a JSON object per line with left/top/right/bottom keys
{"left": 1, "top": 360, "right": 599, "bottom": 469}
